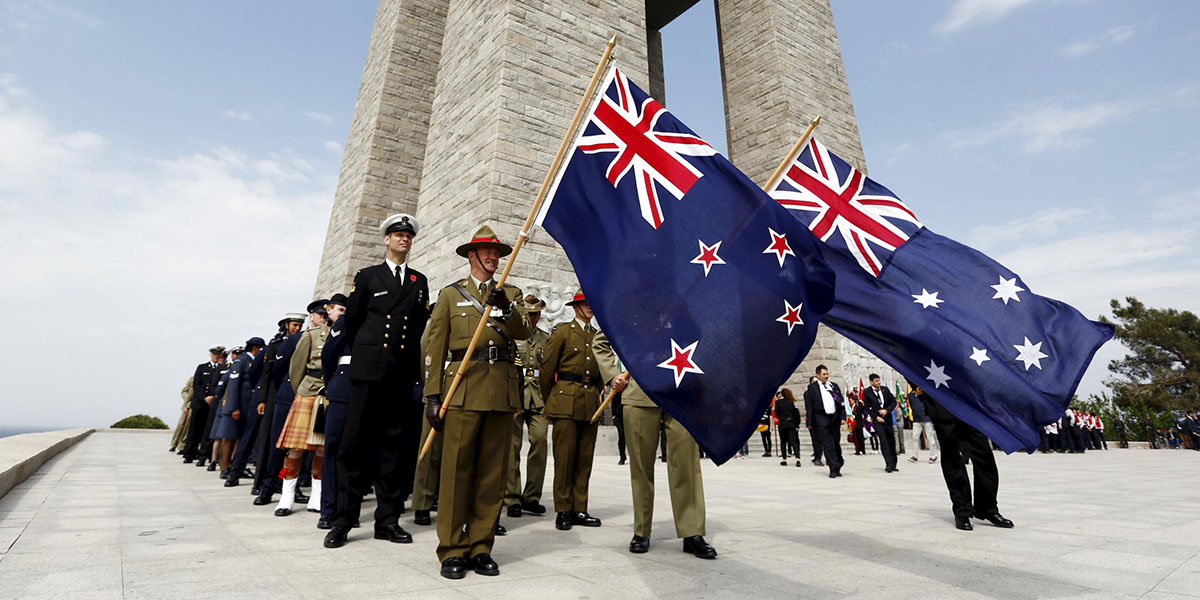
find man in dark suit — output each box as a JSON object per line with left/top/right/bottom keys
{"left": 325, "top": 213, "right": 431, "bottom": 549}
{"left": 803, "top": 364, "right": 845, "bottom": 478}
{"left": 182, "top": 346, "right": 224, "bottom": 465}
{"left": 862, "top": 373, "right": 899, "bottom": 472}
{"left": 911, "top": 382, "right": 1013, "bottom": 531}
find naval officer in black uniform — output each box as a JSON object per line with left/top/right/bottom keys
{"left": 182, "top": 346, "right": 224, "bottom": 465}
{"left": 325, "top": 213, "right": 431, "bottom": 548}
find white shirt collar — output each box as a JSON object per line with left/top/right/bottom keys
{"left": 575, "top": 317, "right": 591, "bottom": 330}
{"left": 385, "top": 258, "right": 406, "bottom": 278}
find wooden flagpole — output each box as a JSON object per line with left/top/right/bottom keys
{"left": 762, "top": 115, "right": 821, "bottom": 191}
{"left": 589, "top": 370, "right": 629, "bottom": 424}
{"left": 419, "top": 35, "right": 618, "bottom": 462}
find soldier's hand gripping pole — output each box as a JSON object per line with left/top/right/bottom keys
{"left": 418, "top": 34, "right": 619, "bottom": 463}
{"left": 590, "top": 370, "right": 629, "bottom": 424}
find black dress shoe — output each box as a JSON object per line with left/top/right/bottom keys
{"left": 224, "top": 477, "right": 239, "bottom": 488}
{"left": 494, "top": 522, "right": 507, "bottom": 536}
{"left": 374, "top": 523, "right": 413, "bottom": 543}
{"left": 195, "top": 458, "right": 207, "bottom": 467}
{"left": 629, "top": 535, "right": 649, "bottom": 554}
{"left": 835, "top": 471, "right": 843, "bottom": 477}
{"left": 206, "top": 462, "right": 217, "bottom": 472}
{"left": 885, "top": 467, "right": 894, "bottom": 473}
{"left": 618, "top": 458, "right": 626, "bottom": 465}
{"left": 294, "top": 490, "right": 310, "bottom": 504}
{"left": 253, "top": 493, "right": 274, "bottom": 506}
{"left": 275, "top": 507, "right": 292, "bottom": 517}
{"left": 955, "top": 516, "right": 973, "bottom": 531}
{"left": 414, "top": 510, "right": 431, "bottom": 526}
{"left": 237, "top": 469, "right": 253, "bottom": 479}
{"left": 555, "top": 512, "right": 573, "bottom": 530}
{"left": 829, "top": 472, "right": 838, "bottom": 479}
{"left": 813, "top": 459, "right": 824, "bottom": 467}
{"left": 507, "top": 504, "right": 522, "bottom": 518}
{"left": 572, "top": 512, "right": 601, "bottom": 527}
{"left": 307, "top": 506, "right": 320, "bottom": 514}
{"left": 317, "top": 519, "right": 331, "bottom": 530}
{"left": 219, "top": 470, "right": 229, "bottom": 480}
{"left": 470, "top": 553, "right": 499, "bottom": 576}
{"left": 682, "top": 535, "right": 718, "bottom": 559}
{"left": 521, "top": 501, "right": 546, "bottom": 515}
{"left": 440, "top": 557, "right": 467, "bottom": 580}
{"left": 250, "top": 485, "right": 260, "bottom": 495}
{"left": 979, "top": 512, "right": 1015, "bottom": 528}
{"left": 323, "top": 526, "right": 349, "bottom": 548}
{"left": 182, "top": 457, "right": 194, "bottom": 464}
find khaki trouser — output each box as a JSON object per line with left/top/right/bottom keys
{"left": 171, "top": 406, "right": 192, "bottom": 449}
{"left": 625, "top": 405, "right": 706, "bottom": 538}
{"left": 550, "top": 418, "right": 598, "bottom": 513}
{"left": 412, "top": 414, "right": 443, "bottom": 511}
{"left": 435, "top": 410, "right": 512, "bottom": 562}
{"left": 505, "top": 410, "right": 549, "bottom": 506}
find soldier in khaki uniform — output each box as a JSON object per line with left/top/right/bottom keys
{"left": 504, "top": 295, "right": 550, "bottom": 518}
{"left": 594, "top": 330, "right": 717, "bottom": 559}
{"left": 540, "top": 290, "right": 603, "bottom": 531}
{"left": 424, "top": 225, "right": 530, "bottom": 580}
{"left": 170, "top": 377, "right": 193, "bottom": 452}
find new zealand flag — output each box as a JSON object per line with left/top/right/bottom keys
{"left": 767, "top": 136, "right": 1114, "bottom": 452}
{"left": 537, "top": 66, "right": 836, "bottom": 464}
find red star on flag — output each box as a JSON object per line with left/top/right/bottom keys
{"left": 762, "top": 228, "right": 795, "bottom": 267}
{"left": 657, "top": 339, "right": 704, "bottom": 387}
{"left": 690, "top": 240, "right": 725, "bottom": 277}
{"left": 776, "top": 300, "right": 804, "bottom": 335}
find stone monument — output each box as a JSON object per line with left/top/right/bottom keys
{"left": 315, "top": 0, "right": 900, "bottom": 391}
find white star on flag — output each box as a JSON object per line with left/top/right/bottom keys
{"left": 991, "top": 275, "right": 1025, "bottom": 305}
{"left": 776, "top": 300, "right": 804, "bottom": 335}
{"left": 969, "top": 347, "right": 991, "bottom": 366}
{"left": 762, "top": 228, "right": 795, "bottom": 267}
{"left": 911, "top": 288, "right": 944, "bottom": 309}
{"left": 925, "top": 360, "right": 951, "bottom": 389}
{"left": 657, "top": 339, "right": 704, "bottom": 387}
{"left": 1013, "top": 337, "right": 1049, "bottom": 370}
{"left": 690, "top": 239, "right": 725, "bottom": 277}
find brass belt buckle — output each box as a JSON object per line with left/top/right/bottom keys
{"left": 526, "top": 368, "right": 534, "bottom": 377}
{"left": 582, "top": 375, "right": 592, "bottom": 386}
{"left": 488, "top": 346, "right": 498, "bottom": 364}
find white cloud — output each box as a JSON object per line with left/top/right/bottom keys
{"left": 323, "top": 139, "right": 343, "bottom": 154}
{"left": 970, "top": 207, "right": 1095, "bottom": 248}
{"left": 304, "top": 111, "right": 332, "bottom": 124}
{"left": 1061, "top": 25, "right": 1135, "bottom": 57}
{"left": 0, "top": 1, "right": 104, "bottom": 34}
{"left": 221, "top": 108, "right": 254, "bottom": 121}
{"left": 947, "top": 101, "right": 1130, "bottom": 154}
{"left": 934, "top": 0, "right": 1036, "bottom": 33}
{"left": 0, "top": 75, "right": 336, "bottom": 428}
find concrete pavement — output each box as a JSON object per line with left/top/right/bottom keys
{"left": 1, "top": 429, "right": 1197, "bottom": 599}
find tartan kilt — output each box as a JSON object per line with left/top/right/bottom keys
{"left": 277, "top": 395, "right": 321, "bottom": 450}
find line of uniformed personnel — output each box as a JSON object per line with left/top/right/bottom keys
{"left": 170, "top": 214, "right": 717, "bottom": 581}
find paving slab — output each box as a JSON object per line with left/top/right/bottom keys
{"left": 0, "top": 430, "right": 1196, "bottom": 599}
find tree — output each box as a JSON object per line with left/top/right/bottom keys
{"left": 111, "top": 414, "right": 169, "bottom": 429}
{"left": 1101, "top": 297, "right": 1200, "bottom": 413}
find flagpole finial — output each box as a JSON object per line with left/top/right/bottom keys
{"left": 762, "top": 115, "right": 823, "bottom": 191}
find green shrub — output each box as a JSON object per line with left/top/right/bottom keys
{"left": 111, "top": 414, "right": 169, "bottom": 429}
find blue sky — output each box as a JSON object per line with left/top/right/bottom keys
{"left": 1, "top": 0, "right": 1196, "bottom": 428}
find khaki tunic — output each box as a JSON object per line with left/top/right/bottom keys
{"left": 424, "top": 278, "right": 529, "bottom": 561}
{"left": 171, "top": 377, "right": 194, "bottom": 449}
{"left": 594, "top": 330, "right": 706, "bottom": 538}
{"left": 290, "top": 324, "right": 330, "bottom": 398}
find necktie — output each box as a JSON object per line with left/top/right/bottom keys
{"left": 395, "top": 265, "right": 402, "bottom": 281}
{"left": 479, "top": 282, "right": 488, "bottom": 297}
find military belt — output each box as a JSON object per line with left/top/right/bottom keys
{"left": 305, "top": 368, "right": 323, "bottom": 377}
{"left": 557, "top": 373, "right": 596, "bottom": 386}
{"left": 450, "top": 347, "right": 514, "bottom": 364}
{"left": 524, "top": 368, "right": 540, "bottom": 378}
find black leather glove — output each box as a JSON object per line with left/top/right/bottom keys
{"left": 485, "top": 287, "right": 511, "bottom": 312}
{"left": 425, "top": 395, "right": 444, "bottom": 432}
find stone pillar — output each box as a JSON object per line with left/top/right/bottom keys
{"left": 715, "top": 0, "right": 887, "bottom": 389}
{"left": 411, "top": 0, "right": 650, "bottom": 324}
{"left": 312, "top": 0, "right": 449, "bottom": 298}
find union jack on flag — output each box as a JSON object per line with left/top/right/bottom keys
{"left": 768, "top": 137, "right": 922, "bottom": 276}
{"left": 576, "top": 67, "right": 716, "bottom": 229}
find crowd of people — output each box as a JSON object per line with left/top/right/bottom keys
{"left": 167, "top": 215, "right": 719, "bottom": 580}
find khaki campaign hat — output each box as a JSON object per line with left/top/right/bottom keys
{"left": 565, "top": 289, "right": 587, "bottom": 306}
{"left": 523, "top": 295, "right": 546, "bottom": 313}
{"left": 456, "top": 225, "right": 513, "bottom": 258}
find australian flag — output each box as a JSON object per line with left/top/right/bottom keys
{"left": 767, "top": 136, "right": 1113, "bottom": 452}
{"left": 537, "top": 66, "right": 836, "bottom": 464}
